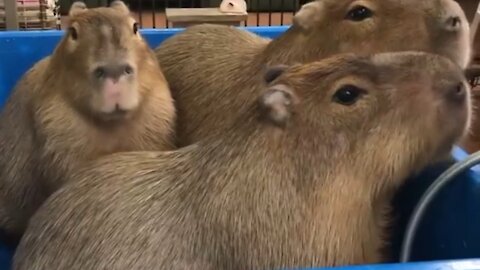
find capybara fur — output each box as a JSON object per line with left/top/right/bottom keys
{"left": 155, "top": 0, "right": 471, "bottom": 147}
{"left": 0, "top": 0, "right": 175, "bottom": 239}
{"left": 13, "top": 51, "right": 470, "bottom": 270}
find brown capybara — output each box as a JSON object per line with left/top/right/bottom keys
{"left": 155, "top": 0, "right": 471, "bottom": 147}
{"left": 0, "top": 0, "right": 176, "bottom": 240}
{"left": 12, "top": 51, "right": 470, "bottom": 270}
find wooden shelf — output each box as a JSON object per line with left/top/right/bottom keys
{"left": 0, "top": 0, "right": 56, "bottom": 30}
{"left": 166, "top": 7, "right": 247, "bottom": 28}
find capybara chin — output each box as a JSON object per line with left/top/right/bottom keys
{"left": 0, "top": 0, "right": 175, "bottom": 239}
{"left": 13, "top": 51, "right": 470, "bottom": 270}
{"left": 155, "top": 0, "right": 471, "bottom": 147}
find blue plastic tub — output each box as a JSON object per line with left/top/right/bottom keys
{"left": 0, "top": 26, "right": 480, "bottom": 270}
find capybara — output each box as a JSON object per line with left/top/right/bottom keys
{"left": 155, "top": 0, "right": 471, "bottom": 147}
{"left": 0, "top": 0, "right": 175, "bottom": 239}
{"left": 13, "top": 51, "right": 470, "bottom": 270}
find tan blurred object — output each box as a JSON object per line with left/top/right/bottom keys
{"left": 461, "top": 80, "right": 480, "bottom": 153}
{"left": 166, "top": 7, "right": 248, "bottom": 28}
{"left": 457, "top": 0, "right": 480, "bottom": 153}
{"left": 219, "top": 0, "right": 247, "bottom": 14}
{"left": 463, "top": 0, "right": 480, "bottom": 62}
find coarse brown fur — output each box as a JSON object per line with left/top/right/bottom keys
{"left": 0, "top": 1, "right": 175, "bottom": 239}
{"left": 13, "top": 52, "right": 470, "bottom": 270}
{"left": 155, "top": 0, "right": 471, "bottom": 147}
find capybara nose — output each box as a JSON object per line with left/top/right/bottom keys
{"left": 446, "top": 16, "right": 461, "bottom": 29}
{"left": 93, "top": 64, "right": 134, "bottom": 80}
{"left": 446, "top": 82, "right": 466, "bottom": 105}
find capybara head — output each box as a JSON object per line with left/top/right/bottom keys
{"left": 259, "top": 51, "right": 470, "bottom": 184}
{"left": 52, "top": 1, "right": 151, "bottom": 122}
{"left": 291, "top": 0, "right": 471, "bottom": 69}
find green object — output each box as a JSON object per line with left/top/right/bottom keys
{"left": 202, "top": 0, "right": 299, "bottom": 12}
{"left": 59, "top": 0, "right": 108, "bottom": 14}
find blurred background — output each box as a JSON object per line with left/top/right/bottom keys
{"left": 0, "top": 0, "right": 312, "bottom": 29}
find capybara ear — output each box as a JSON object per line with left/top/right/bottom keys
{"left": 264, "top": 65, "right": 289, "bottom": 84}
{"left": 258, "top": 84, "right": 299, "bottom": 128}
{"left": 293, "top": 1, "right": 323, "bottom": 32}
{"left": 110, "top": 0, "right": 130, "bottom": 15}
{"left": 465, "top": 65, "right": 480, "bottom": 82}
{"left": 69, "top": 1, "right": 87, "bottom": 17}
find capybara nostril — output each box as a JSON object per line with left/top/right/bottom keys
{"left": 447, "top": 16, "right": 461, "bottom": 29}
{"left": 94, "top": 64, "right": 134, "bottom": 80}
{"left": 93, "top": 66, "right": 106, "bottom": 79}
{"left": 123, "top": 64, "right": 134, "bottom": 75}
{"left": 455, "top": 83, "right": 464, "bottom": 94}
{"left": 447, "top": 82, "right": 466, "bottom": 104}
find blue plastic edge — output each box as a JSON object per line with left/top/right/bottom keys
{"left": 303, "top": 259, "right": 480, "bottom": 270}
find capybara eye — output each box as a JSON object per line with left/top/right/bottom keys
{"left": 93, "top": 67, "right": 106, "bottom": 79}
{"left": 332, "top": 85, "right": 364, "bottom": 105}
{"left": 124, "top": 65, "right": 134, "bottom": 75}
{"left": 133, "top": 22, "right": 139, "bottom": 34}
{"left": 345, "top": 6, "right": 373, "bottom": 22}
{"left": 68, "top": 27, "right": 78, "bottom": 40}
